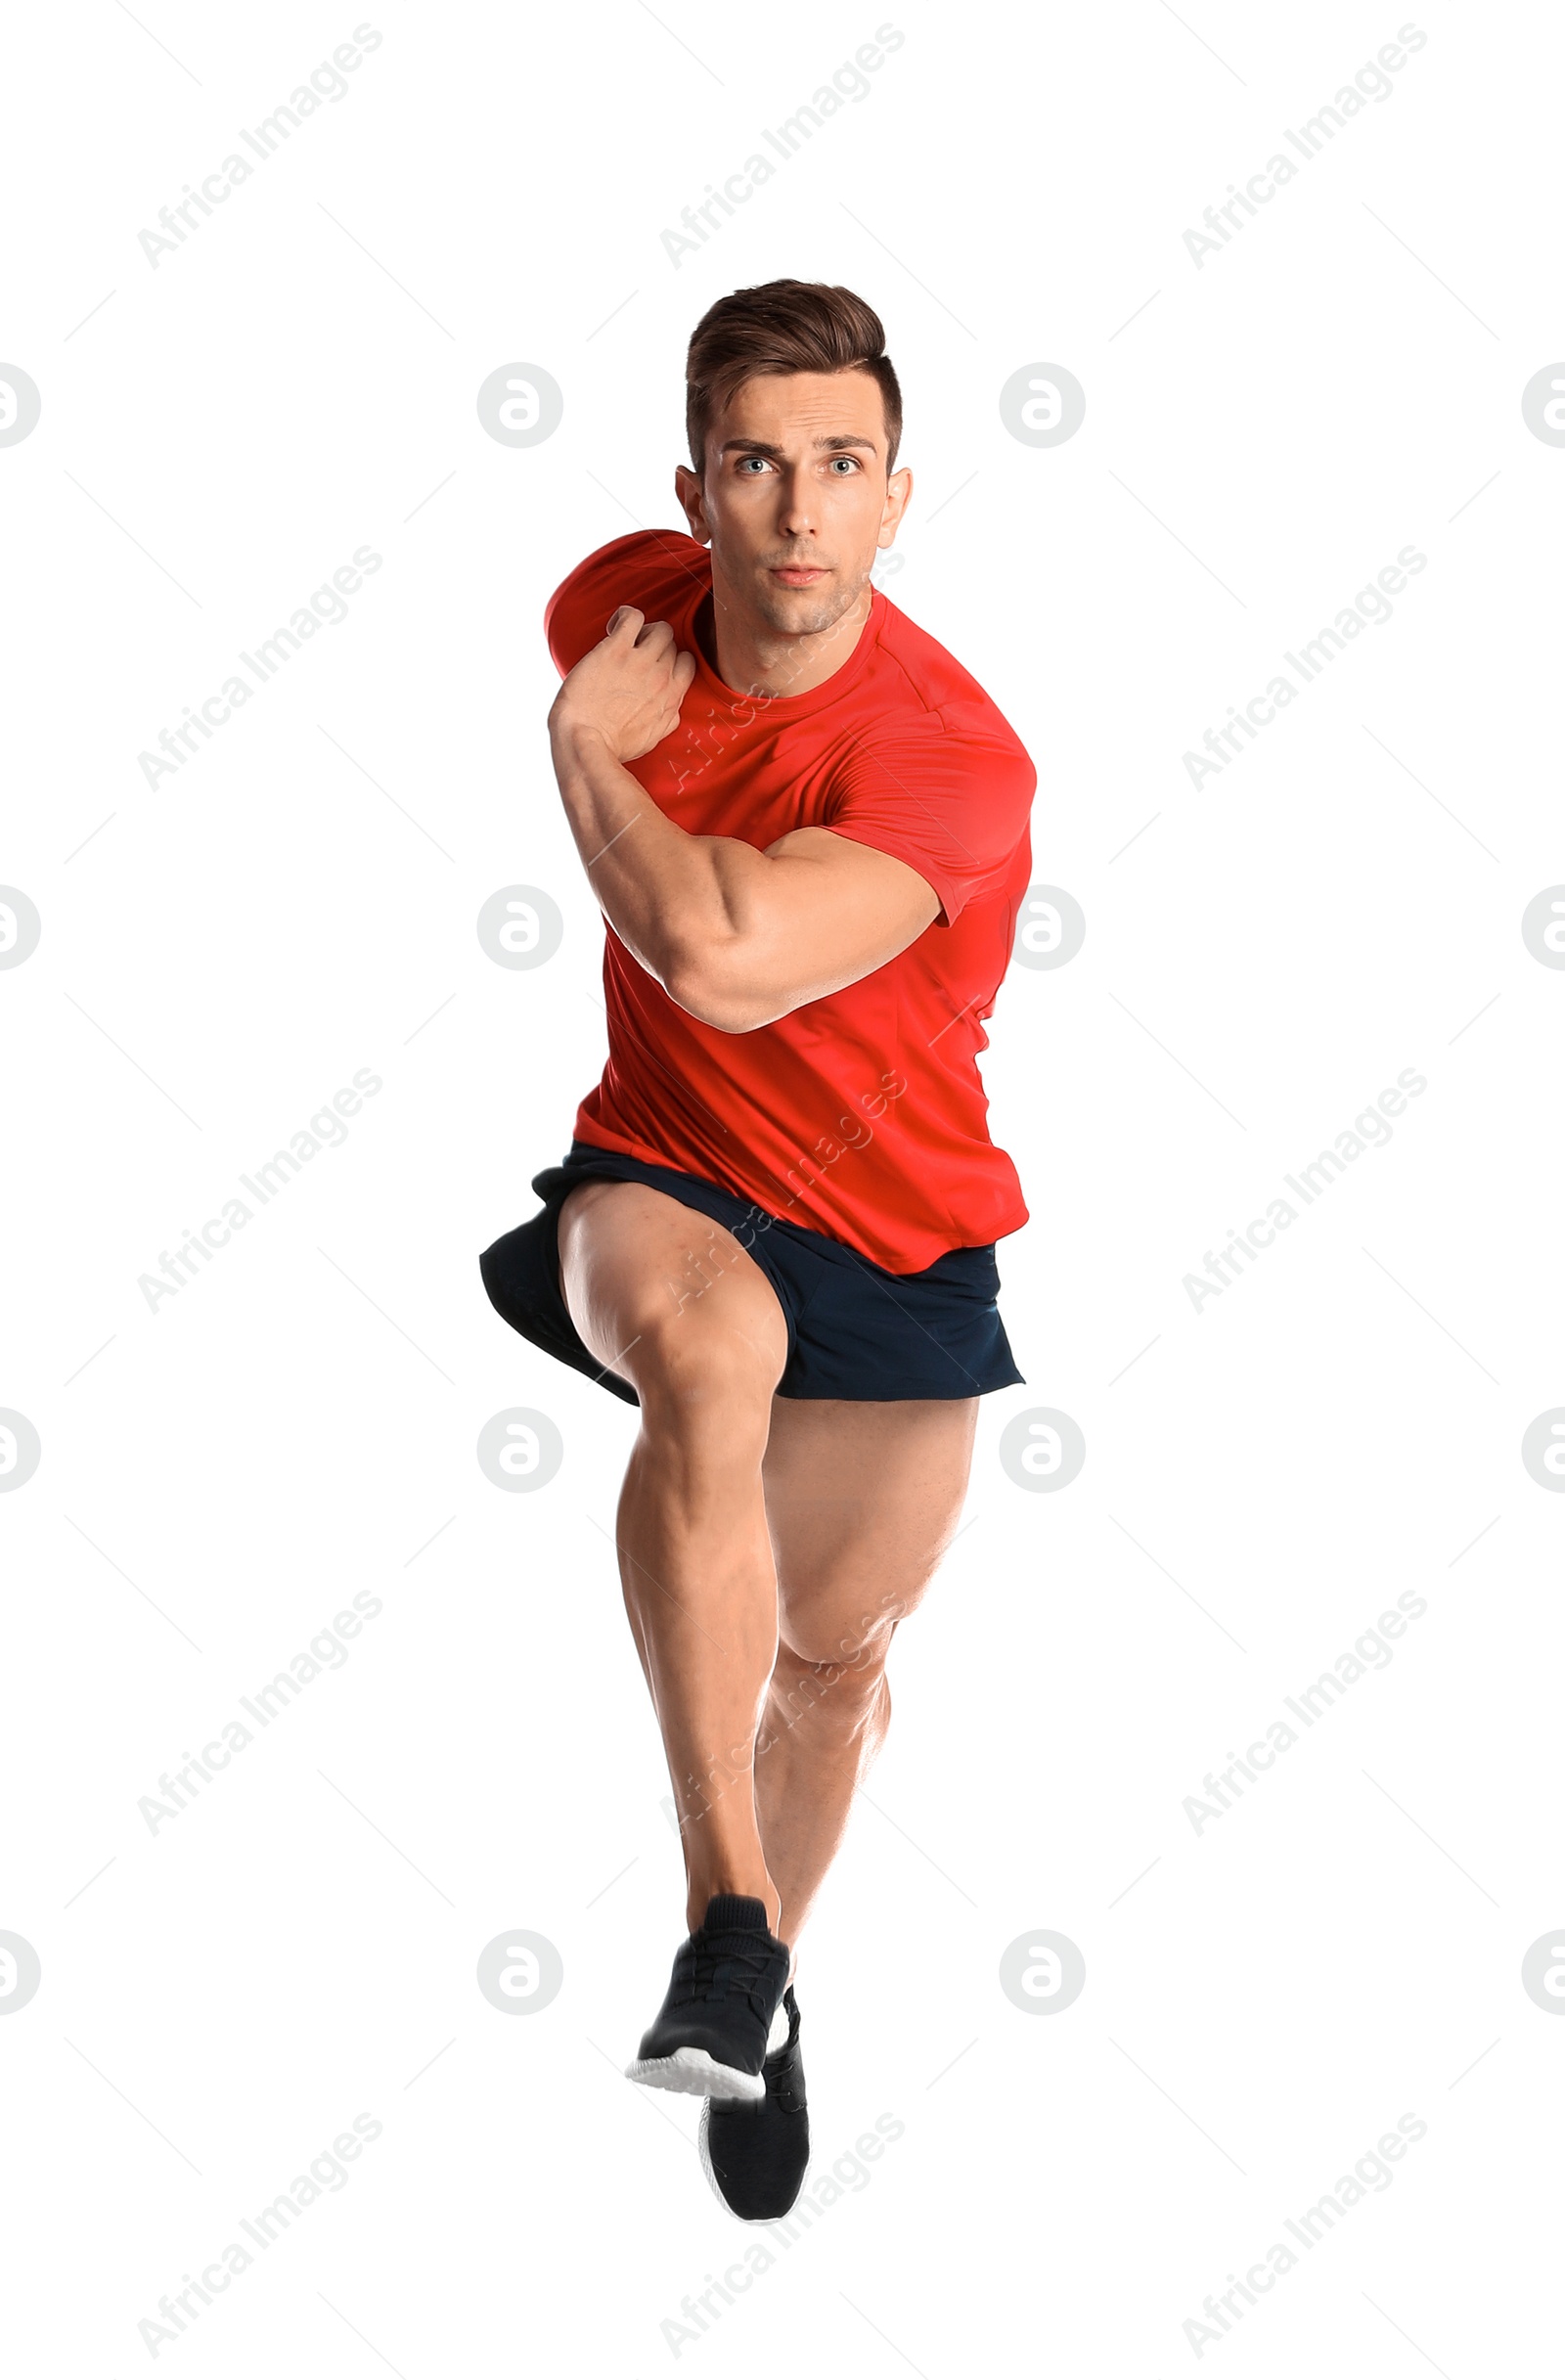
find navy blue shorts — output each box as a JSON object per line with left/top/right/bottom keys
{"left": 478, "top": 1141, "right": 1025, "bottom": 1407}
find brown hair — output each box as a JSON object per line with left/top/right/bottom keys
{"left": 685, "top": 280, "right": 902, "bottom": 476}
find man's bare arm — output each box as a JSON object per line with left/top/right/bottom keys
{"left": 549, "top": 606, "right": 938, "bottom": 1033}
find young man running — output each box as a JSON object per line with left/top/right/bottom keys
{"left": 480, "top": 280, "right": 1036, "bottom": 2222}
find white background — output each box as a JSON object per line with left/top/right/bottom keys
{"left": 3, "top": 0, "right": 1561, "bottom": 2369}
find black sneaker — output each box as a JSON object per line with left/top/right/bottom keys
{"left": 698, "top": 1984, "right": 809, "bottom": 2220}
{"left": 625, "top": 1894, "right": 789, "bottom": 2101}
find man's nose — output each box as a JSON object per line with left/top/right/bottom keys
{"left": 774, "top": 468, "right": 817, "bottom": 535}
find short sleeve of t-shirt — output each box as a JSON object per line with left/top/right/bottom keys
{"left": 822, "top": 705, "right": 1037, "bottom": 926}
{"left": 544, "top": 531, "right": 707, "bottom": 678}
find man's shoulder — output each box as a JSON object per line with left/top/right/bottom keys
{"left": 862, "top": 595, "right": 1035, "bottom": 781}
{"left": 544, "top": 529, "right": 710, "bottom": 676}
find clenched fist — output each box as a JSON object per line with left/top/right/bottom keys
{"left": 549, "top": 606, "right": 697, "bottom": 764}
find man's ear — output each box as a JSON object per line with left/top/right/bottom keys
{"left": 874, "top": 464, "right": 913, "bottom": 545}
{"left": 674, "top": 464, "right": 711, "bottom": 545}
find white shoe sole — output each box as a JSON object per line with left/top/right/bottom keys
{"left": 696, "top": 2098, "right": 722, "bottom": 2203}
{"left": 625, "top": 2046, "right": 765, "bottom": 2101}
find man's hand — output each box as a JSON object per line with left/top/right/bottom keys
{"left": 549, "top": 606, "right": 696, "bottom": 764}
{"left": 545, "top": 604, "right": 940, "bottom": 1032}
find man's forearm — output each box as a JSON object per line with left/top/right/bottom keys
{"left": 549, "top": 717, "right": 766, "bottom": 996}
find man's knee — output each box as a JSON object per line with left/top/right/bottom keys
{"left": 628, "top": 1307, "right": 782, "bottom": 1437}
{"left": 766, "top": 1630, "right": 892, "bottom": 1740}
{"left": 559, "top": 1183, "right": 787, "bottom": 1421}
{"left": 771, "top": 1583, "right": 913, "bottom": 1678}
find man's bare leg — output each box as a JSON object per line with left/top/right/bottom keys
{"left": 556, "top": 1178, "right": 791, "bottom": 1936}
{"left": 755, "top": 1395, "right": 978, "bottom": 1974}
{"left": 559, "top": 1178, "right": 978, "bottom": 1963}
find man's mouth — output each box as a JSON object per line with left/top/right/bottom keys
{"left": 769, "top": 564, "right": 828, "bottom": 586}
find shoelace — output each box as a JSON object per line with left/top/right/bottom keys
{"left": 670, "top": 1929, "right": 783, "bottom": 2018}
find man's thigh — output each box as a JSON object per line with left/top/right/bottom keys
{"left": 556, "top": 1179, "right": 789, "bottom": 1403}
{"left": 761, "top": 1396, "right": 978, "bottom": 1664}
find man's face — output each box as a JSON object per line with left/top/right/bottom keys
{"left": 675, "top": 369, "right": 911, "bottom": 641}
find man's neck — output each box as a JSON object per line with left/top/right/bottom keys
{"left": 704, "top": 579, "right": 874, "bottom": 703}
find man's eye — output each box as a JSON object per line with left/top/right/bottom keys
{"left": 737, "top": 457, "right": 769, "bottom": 472}
{"left": 829, "top": 456, "right": 860, "bottom": 472}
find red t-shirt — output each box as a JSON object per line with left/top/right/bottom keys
{"left": 544, "top": 529, "right": 1036, "bottom": 1275}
